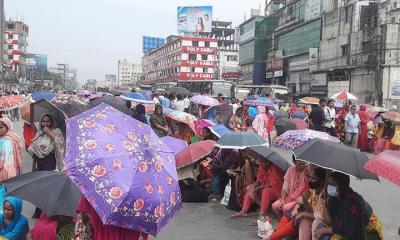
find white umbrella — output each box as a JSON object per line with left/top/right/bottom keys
{"left": 330, "top": 91, "right": 358, "bottom": 100}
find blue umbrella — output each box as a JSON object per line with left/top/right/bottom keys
{"left": 120, "top": 92, "right": 154, "bottom": 104}
{"left": 208, "top": 125, "right": 231, "bottom": 138}
{"left": 31, "top": 91, "right": 55, "bottom": 102}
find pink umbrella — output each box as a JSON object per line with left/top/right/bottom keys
{"left": 364, "top": 150, "right": 400, "bottom": 186}
{"left": 175, "top": 140, "right": 215, "bottom": 169}
{"left": 194, "top": 119, "right": 215, "bottom": 137}
{"left": 289, "top": 118, "right": 308, "bottom": 129}
{"left": 190, "top": 95, "right": 220, "bottom": 107}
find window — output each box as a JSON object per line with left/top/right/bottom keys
{"left": 8, "top": 55, "right": 13, "bottom": 60}
{"left": 191, "top": 67, "right": 196, "bottom": 72}
{"left": 192, "top": 41, "right": 198, "bottom": 47}
{"left": 341, "top": 44, "right": 349, "bottom": 56}
{"left": 363, "top": 41, "right": 372, "bottom": 53}
{"left": 7, "top": 24, "right": 14, "bottom": 30}
{"left": 189, "top": 54, "right": 197, "bottom": 61}
{"left": 204, "top": 42, "right": 210, "bottom": 47}
{"left": 203, "top": 68, "right": 208, "bottom": 73}
{"left": 7, "top": 34, "right": 13, "bottom": 39}
{"left": 391, "top": 17, "right": 396, "bottom": 23}
{"left": 201, "top": 54, "right": 208, "bottom": 60}
{"left": 8, "top": 45, "right": 13, "bottom": 50}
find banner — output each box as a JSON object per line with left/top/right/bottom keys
{"left": 177, "top": 6, "right": 212, "bottom": 33}
{"left": 181, "top": 60, "right": 215, "bottom": 67}
{"left": 181, "top": 46, "right": 217, "bottom": 54}
{"left": 305, "top": 0, "right": 321, "bottom": 21}
{"left": 180, "top": 72, "right": 214, "bottom": 80}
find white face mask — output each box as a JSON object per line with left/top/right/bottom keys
{"left": 327, "top": 185, "right": 339, "bottom": 197}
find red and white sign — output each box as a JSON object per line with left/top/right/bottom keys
{"left": 180, "top": 72, "right": 214, "bottom": 80}
{"left": 222, "top": 72, "right": 240, "bottom": 79}
{"left": 181, "top": 46, "right": 217, "bottom": 55}
{"left": 181, "top": 60, "right": 215, "bottom": 67}
{"left": 266, "top": 59, "right": 283, "bottom": 70}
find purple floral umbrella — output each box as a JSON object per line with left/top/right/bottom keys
{"left": 160, "top": 136, "right": 188, "bottom": 156}
{"left": 64, "top": 103, "right": 182, "bottom": 236}
{"left": 272, "top": 129, "right": 342, "bottom": 151}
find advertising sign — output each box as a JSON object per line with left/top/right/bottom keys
{"left": 311, "top": 73, "right": 327, "bottom": 86}
{"left": 390, "top": 68, "right": 400, "bottom": 99}
{"left": 177, "top": 6, "right": 212, "bottom": 33}
{"left": 181, "top": 46, "right": 217, "bottom": 54}
{"left": 266, "top": 59, "right": 284, "bottom": 70}
{"left": 105, "top": 74, "right": 116, "bottom": 82}
{"left": 222, "top": 72, "right": 240, "bottom": 79}
{"left": 309, "top": 48, "right": 319, "bottom": 72}
{"left": 180, "top": 72, "right": 214, "bottom": 80}
{"left": 305, "top": 0, "right": 321, "bottom": 21}
{"left": 181, "top": 60, "right": 215, "bottom": 68}
{"left": 27, "top": 54, "right": 48, "bottom": 70}
{"left": 143, "top": 36, "right": 165, "bottom": 53}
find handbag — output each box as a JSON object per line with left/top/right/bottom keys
{"left": 220, "top": 180, "right": 231, "bottom": 206}
{"left": 257, "top": 216, "right": 274, "bottom": 239}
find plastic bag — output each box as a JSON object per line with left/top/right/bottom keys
{"left": 220, "top": 180, "right": 231, "bottom": 206}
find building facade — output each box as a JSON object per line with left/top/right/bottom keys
{"left": 118, "top": 59, "right": 142, "bottom": 87}
{"left": 141, "top": 36, "right": 218, "bottom": 84}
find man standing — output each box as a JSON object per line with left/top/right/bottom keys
{"left": 309, "top": 99, "right": 326, "bottom": 132}
{"left": 324, "top": 99, "right": 336, "bottom": 136}
{"left": 217, "top": 93, "right": 225, "bottom": 104}
{"left": 229, "top": 97, "right": 240, "bottom": 114}
{"left": 345, "top": 105, "right": 361, "bottom": 148}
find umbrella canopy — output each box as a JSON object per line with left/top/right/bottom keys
{"left": 194, "top": 119, "right": 215, "bottom": 137}
{"left": 23, "top": 99, "right": 66, "bottom": 132}
{"left": 381, "top": 111, "right": 400, "bottom": 123}
{"left": 275, "top": 118, "right": 297, "bottom": 136}
{"left": 291, "top": 111, "right": 308, "bottom": 120}
{"left": 1, "top": 171, "right": 80, "bottom": 217}
{"left": 247, "top": 146, "right": 290, "bottom": 171}
{"left": 190, "top": 95, "right": 220, "bottom": 107}
{"left": 246, "top": 95, "right": 259, "bottom": 100}
{"left": 208, "top": 125, "right": 231, "bottom": 138}
{"left": 215, "top": 132, "right": 267, "bottom": 150}
{"left": 293, "top": 139, "right": 378, "bottom": 180}
{"left": 0, "top": 95, "right": 28, "bottom": 111}
{"left": 90, "top": 96, "right": 131, "bottom": 116}
{"left": 31, "top": 91, "right": 55, "bottom": 102}
{"left": 64, "top": 103, "right": 181, "bottom": 235}
{"left": 202, "top": 104, "right": 233, "bottom": 125}
{"left": 175, "top": 140, "right": 215, "bottom": 169}
{"left": 51, "top": 94, "right": 90, "bottom": 117}
{"left": 165, "top": 110, "right": 197, "bottom": 133}
{"left": 87, "top": 92, "right": 103, "bottom": 100}
{"left": 299, "top": 97, "right": 320, "bottom": 105}
{"left": 364, "top": 150, "right": 400, "bottom": 186}
{"left": 160, "top": 136, "right": 188, "bottom": 156}
{"left": 367, "top": 106, "right": 388, "bottom": 113}
{"left": 120, "top": 92, "right": 154, "bottom": 104}
{"left": 243, "top": 97, "right": 275, "bottom": 109}
{"left": 167, "top": 87, "right": 190, "bottom": 96}
{"left": 330, "top": 91, "right": 358, "bottom": 100}
{"left": 288, "top": 118, "right": 308, "bottom": 129}
{"left": 272, "top": 129, "right": 341, "bottom": 151}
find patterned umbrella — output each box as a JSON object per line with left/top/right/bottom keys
{"left": 160, "top": 136, "right": 188, "bottom": 156}
{"left": 381, "top": 111, "right": 400, "bottom": 123}
{"left": 243, "top": 97, "right": 275, "bottom": 108}
{"left": 90, "top": 96, "right": 131, "bottom": 116}
{"left": 165, "top": 110, "right": 197, "bottom": 133}
{"left": 64, "top": 103, "right": 181, "bottom": 235}
{"left": 190, "top": 95, "right": 220, "bottom": 107}
{"left": 175, "top": 140, "right": 215, "bottom": 169}
{"left": 121, "top": 92, "right": 154, "bottom": 104}
{"left": 299, "top": 97, "right": 320, "bottom": 105}
{"left": 364, "top": 150, "right": 400, "bottom": 186}
{"left": 330, "top": 91, "right": 358, "bottom": 100}
{"left": 51, "top": 94, "right": 90, "bottom": 117}
{"left": 194, "top": 119, "right": 215, "bottom": 137}
{"left": 272, "top": 129, "right": 341, "bottom": 151}
{"left": 0, "top": 95, "right": 28, "bottom": 111}
{"left": 31, "top": 91, "right": 55, "bottom": 102}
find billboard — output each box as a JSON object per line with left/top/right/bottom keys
{"left": 142, "top": 36, "right": 165, "bottom": 53}
{"left": 27, "top": 54, "right": 48, "bottom": 70}
{"left": 305, "top": 0, "right": 321, "bottom": 21}
{"left": 177, "top": 6, "right": 212, "bottom": 33}
{"left": 105, "top": 74, "right": 116, "bottom": 82}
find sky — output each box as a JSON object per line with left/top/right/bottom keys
{"left": 6, "top": 0, "right": 263, "bottom": 84}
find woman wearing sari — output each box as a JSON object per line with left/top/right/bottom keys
{"left": 357, "top": 104, "right": 370, "bottom": 151}
{"left": 232, "top": 157, "right": 284, "bottom": 221}
{"left": 28, "top": 114, "right": 65, "bottom": 218}
{"left": 229, "top": 107, "right": 244, "bottom": 132}
{"left": 0, "top": 197, "right": 29, "bottom": 240}
{"left": 272, "top": 157, "right": 309, "bottom": 216}
{"left": 252, "top": 106, "right": 269, "bottom": 145}
{"left": 316, "top": 172, "right": 383, "bottom": 240}
{"left": 149, "top": 104, "right": 169, "bottom": 137}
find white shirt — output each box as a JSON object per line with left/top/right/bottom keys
{"left": 324, "top": 107, "right": 336, "bottom": 128}
{"left": 173, "top": 100, "right": 186, "bottom": 112}
{"left": 230, "top": 103, "right": 240, "bottom": 114}
{"left": 183, "top": 97, "right": 190, "bottom": 109}
{"left": 153, "top": 97, "right": 160, "bottom": 104}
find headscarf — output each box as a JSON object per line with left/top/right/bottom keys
{"left": 0, "top": 197, "right": 29, "bottom": 238}
{"left": 0, "top": 117, "right": 23, "bottom": 177}
{"left": 28, "top": 114, "right": 65, "bottom": 170}
{"left": 290, "top": 104, "right": 298, "bottom": 113}
{"left": 252, "top": 106, "right": 269, "bottom": 143}
{"left": 283, "top": 166, "right": 309, "bottom": 202}
{"left": 358, "top": 104, "right": 370, "bottom": 123}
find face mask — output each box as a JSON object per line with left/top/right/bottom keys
{"left": 327, "top": 185, "right": 339, "bottom": 197}
{"left": 308, "top": 180, "right": 320, "bottom": 189}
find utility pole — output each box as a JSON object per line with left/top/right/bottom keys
{"left": 57, "top": 63, "right": 68, "bottom": 90}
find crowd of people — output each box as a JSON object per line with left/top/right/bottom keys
{"left": 0, "top": 90, "right": 396, "bottom": 239}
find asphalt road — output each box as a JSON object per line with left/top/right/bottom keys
{"left": 12, "top": 120, "right": 400, "bottom": 239}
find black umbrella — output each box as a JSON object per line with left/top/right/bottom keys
{"left": 293, "top": 139, "right": 379, "bottom": 180}
{"left": 55, "top": 102, "right": 90, "bottom": 117}
{"left": 275, "top": 118, "right": 297, "bottom": 136}
{"left": 167, "top": 87, "right": 190, "bottom": 95}
{"left": 247, "top": 145, "right": 291, "bottom": 171}
{"left": 89, "top": 96, "right": 132, "bottom": 115}
{"left": 1, "top": 171, "right": 81, "bottom": 217}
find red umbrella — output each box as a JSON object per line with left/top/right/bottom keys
{"left": 175, "top": 140, "right": 215, "bottom": 169}
{"left": 364, "top": 150, "right": 400, "bottom": 186}
{"left": 289, "top": 118, "right": 308, "bottom": 129}
{"left": 0, "top": 95, "right": 28, "bottom": 111}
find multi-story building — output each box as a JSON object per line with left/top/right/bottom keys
{"left": 117, "top": 59, "right": 142, "bottom": 87}
{"left": 200, "top": 20, "right": 239, "bottom": 81}
{"left": 4, "top": 20, "right": 29, "bottom": 75}
{"left": 141, "top": 36, "right": 218, "bottom": 84}
{"left": 238, "top": 16, "right": 278, "bottom": 84}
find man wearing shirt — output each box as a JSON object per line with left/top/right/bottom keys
{"left": 229, "top": 97, "right": 240, "bottom": 114}
{"left": 173, "top": 95, "right": 186, "bottom": 112}
{"left": 183, "top": 94, "right": 190, "bottom": 110}
{"left": 345, "top": 105, "right": 361, "bottom": 148}
{"left": 309, "top": 99, "right": 326, "bottom": 132}
{"left": 324, "top": 99, "right": 336, "bottom": 136}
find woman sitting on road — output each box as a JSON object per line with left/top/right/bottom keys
{"left": 0, "top": 197, "right": 29, "bottom": 240}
